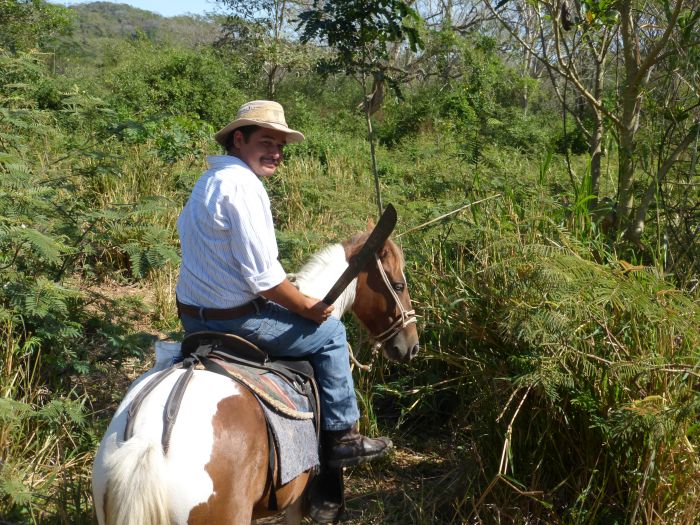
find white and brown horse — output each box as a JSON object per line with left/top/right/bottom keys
{"left": 92, "top": 231, "right": 419, "bottom": 525}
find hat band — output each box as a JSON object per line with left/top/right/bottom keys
{"left": 236, "top": 107, "right": 287, "bottom": 126}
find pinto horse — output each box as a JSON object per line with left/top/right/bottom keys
{"left": 92, "top": 231, "right": 419, "bottom": 525}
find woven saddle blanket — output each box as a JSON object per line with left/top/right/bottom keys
{"left": 213, "top": 358, "right": 314, "bottom": 419}
{"left": 213, "top": 358, "right": 320, "bottom": 484}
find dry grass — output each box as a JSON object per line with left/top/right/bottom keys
{"left": 256, "top": 445, "right": 458, "bottom": 525}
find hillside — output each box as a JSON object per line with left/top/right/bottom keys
{"left": 69, "top": 2, "right": 220, "bottom": 42}
{"left": 52, "top": 1, "right": 222, "bottom": 69}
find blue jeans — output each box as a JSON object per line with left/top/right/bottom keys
{"left": 180, "top": 301, "right": 360, "bottom": 431}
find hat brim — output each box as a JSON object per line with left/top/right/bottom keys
{"left": 214, "top": 118, "right": 305, "bottom": 146}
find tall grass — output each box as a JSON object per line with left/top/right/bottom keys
{"left": 1, "top": 320, "right": 95, "bottom": 524}
{"left": 377, "top": 186, "right": 700, "bottom": 522}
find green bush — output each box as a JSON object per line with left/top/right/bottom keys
{"left": 484, "top": 107, "right": 553, "bottom": 154}
{"left": 376, "top": 88, "right": 435, "bottom": 147}
{"left": 0, "top": 0, "right": 72, "bottom": 53}
{"left": 103, "top": 43, "right": 248, "bottom": 126}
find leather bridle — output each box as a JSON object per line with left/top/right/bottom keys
{"left": 370, "top": 253, "right": 417, "bottom": 348}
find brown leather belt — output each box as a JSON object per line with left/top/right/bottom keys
{"left": 176, "top": 297, "right": 266, "bottom": 321}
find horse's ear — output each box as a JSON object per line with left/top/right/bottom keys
{"left": 366, "top": 218, "right": 375, "bottom": 230}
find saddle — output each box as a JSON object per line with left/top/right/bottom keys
{"left": 124, "top": 331, "right": 322, "bottom": 511}
{"left": 181, "top": 331, "right": 320, "bottom": 421}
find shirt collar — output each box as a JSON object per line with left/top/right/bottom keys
{"left": 206, "top": 155, "right": 250, "bottom": 171}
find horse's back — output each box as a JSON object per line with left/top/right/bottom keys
{"left": 93, "top": 367, "right": 270, "bottom": 525}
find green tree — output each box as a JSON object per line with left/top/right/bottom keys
{"left": 298, "top": 0, "right": 422, "bottom": 215}
{"left": 488, "top": 0, "right": 700, "bottom": 250}
{"left": 217, "top": 0, "right": 314, "bottom": 98}
{"left": 0, "top": 0, "right": 72, "bottom": 53}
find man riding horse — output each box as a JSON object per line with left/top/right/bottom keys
{"left": 175, "top": 101, "right": 392, "bottom": 476}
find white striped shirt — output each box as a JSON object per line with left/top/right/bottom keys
{"left": 175, "top": 155, "right": 286, "bottom": 308}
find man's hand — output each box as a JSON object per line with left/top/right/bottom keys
{"left": 304, "top": 299, "right": 334, "bottom": 324}
{"left": 260, "top": 279, "right": 335, "bottom": 325}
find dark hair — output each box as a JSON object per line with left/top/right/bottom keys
{"left": 224, "top": 125, "right": 261, "bottom": 154}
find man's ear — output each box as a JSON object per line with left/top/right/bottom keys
{"left": 232, "top": 129, "right": 244, "bottom": 149}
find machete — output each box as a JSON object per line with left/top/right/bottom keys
{"left": 322, "top": 203, "right": 397, "bottom": 305}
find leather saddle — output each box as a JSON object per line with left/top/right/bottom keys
{"left": 182, "top": 331, "right": 320, "bottom": 420}
{"left": 123, "top": 331, "right": 340, "bottom": 518}
{"left": 124, "top": 331, "right": 320, "bottom": 446}
{"left": 182, "top": 330, "right": 316, "bottom": 385}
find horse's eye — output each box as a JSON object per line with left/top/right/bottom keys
{"left": 393, "top": 283, "right": 405, "bottom": 292}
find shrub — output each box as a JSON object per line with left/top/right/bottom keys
{"left": 103, "top": 43, "right": 248, "bottom": 126}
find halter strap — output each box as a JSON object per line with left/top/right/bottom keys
{"left": 371, "top": 253, "right": 417, "bottom": 347}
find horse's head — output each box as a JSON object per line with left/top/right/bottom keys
{"left": 345, "top": 232, "right": 419, "bottom": 363}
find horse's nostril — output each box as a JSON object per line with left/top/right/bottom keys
{"left": 410, "top": 344, "right": 419, "bottom": 359}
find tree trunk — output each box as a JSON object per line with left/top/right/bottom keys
{"left": 616, "top": 113, "right": 637, "bottom": 232}
{"left": 614, "top": 0, "right": 642, "bottom": 233}
{"left": 589, "top": 59, "right": 605, "bottom": 199}
{"left": 267, "top": 63, "right": 277, "bottom": 99}
{"left": 626, "top": 122, "right": 700, "bottom": 244}
{"left": 366, "top": 108, "right": 383, "bottom": 217}
{"left": 360, "top": 72, "right": 383, "bottom": 217}
{"left": 589, "top": 112, "right": 604, "bottom": 199}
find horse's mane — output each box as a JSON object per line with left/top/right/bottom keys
{"left": 292, "top": 243, "right": 354, "bottom": 317}
{"left": 295, "top": 244, "right": 345, "bottom": 283}
{"left": 292, "top": 233, "right": 404, "bottom": 318}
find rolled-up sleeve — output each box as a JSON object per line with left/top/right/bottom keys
{"left": 247, "top": 260, "right": 286, "bottom": 292}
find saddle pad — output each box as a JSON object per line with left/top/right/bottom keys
{"left": 262, "top": 400, "right": 319, "bottom": 484}
{"left": 216, "top": 360, "right": 314, "bottom": 420}
{"left": 215, "top": 360, "right": 319, "bottom": 483}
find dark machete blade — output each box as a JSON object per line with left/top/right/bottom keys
{"left": 322, "top": 203, "right": 397, "bottom": 305}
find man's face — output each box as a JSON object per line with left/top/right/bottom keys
{"left": 234, "top": 127, "right": 287, "bottom": 178}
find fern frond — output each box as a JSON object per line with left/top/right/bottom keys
{"left": 11, "top": 226, "right": 67, "bottom": 265}
{"left": 18, "top": 277, "right": 74, "bottom": 319}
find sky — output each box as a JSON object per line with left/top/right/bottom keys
{"left": 52, "top": 0, "right": 220, "bottom": 18}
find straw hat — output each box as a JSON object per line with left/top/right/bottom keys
{"left": 214, "top": 100, "right": 305, "bottom": 146}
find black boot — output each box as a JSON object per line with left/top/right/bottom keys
{"left": 323, "top": 426, "right": 393, "bottom": 468}
{"left": 308, "top": 466, "right": 345, "bottom": 524}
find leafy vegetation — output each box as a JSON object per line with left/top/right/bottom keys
{"left": 1, "top": 0, "right": 698, "bottom": 523}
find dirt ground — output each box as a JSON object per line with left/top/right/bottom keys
{"left": 255, "top": 446, "right": 453, "bottom": 524}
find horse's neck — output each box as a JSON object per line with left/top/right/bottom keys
{"left": 293, "top": 244, "right": 355, "bottom": 317}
